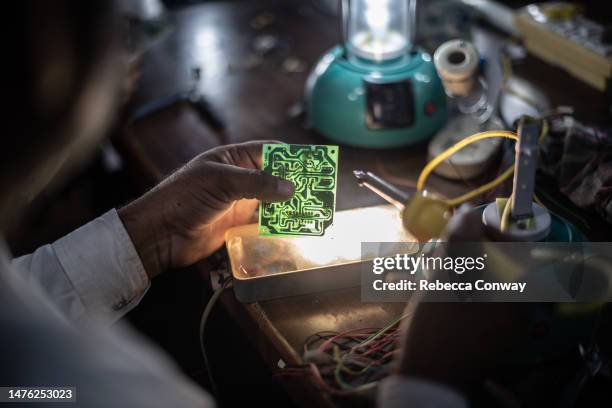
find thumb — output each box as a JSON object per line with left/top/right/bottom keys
{"left": 221, "top": 165, "right": 295, "bottom": 203}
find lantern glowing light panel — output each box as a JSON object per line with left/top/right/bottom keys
{"left": 348, "top": 0, "right": 411, "bottom": 62}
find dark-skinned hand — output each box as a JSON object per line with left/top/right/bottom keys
{"left": 118, "top": 141, "right": 294, "bottom": 279}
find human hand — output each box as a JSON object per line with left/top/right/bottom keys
{"left": 118, "top": 141, "right": 294, "bottom": 279}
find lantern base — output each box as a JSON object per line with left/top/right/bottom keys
{"left": 305, "top": 46, "right": 447, "bottom": 148}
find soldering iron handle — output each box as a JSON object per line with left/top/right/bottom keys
{"left": 353, "top": 170, "right": 410, "bottom": 210}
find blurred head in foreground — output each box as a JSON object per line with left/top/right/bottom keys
{"left": 1, "top": 0, "right": 124, "bottom": 229}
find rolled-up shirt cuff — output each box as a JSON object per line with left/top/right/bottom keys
{"left": 378, "top": 375, "right": 468, "bottom": 408}
{"left": 53, "top": 208, "right": 150, "bottom": 324}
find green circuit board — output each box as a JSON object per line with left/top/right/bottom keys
{"left": 259, "top": 144, "right": 338, "bottom": 236}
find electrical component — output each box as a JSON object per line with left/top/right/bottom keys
{"left": 259, "top": 144, "right": 338, "bottom": 236}
{"left": 429, "top": 39, "right": 500, "bottom": 180}
{"left": 434, "top": 39, "right": 480, "bottom": 99}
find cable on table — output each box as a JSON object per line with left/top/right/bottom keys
{"left": 199, "top": 276, "right": 233, "bottom": 398}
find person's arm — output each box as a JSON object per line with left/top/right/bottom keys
{"left": 12, "top": 209, "right": 149, "bottom": 326}
{"left": 2, "top": 246, "right": 213, "bottom": 408}
{"left": 12, "top": 141, "right": 294, "bottom": 326}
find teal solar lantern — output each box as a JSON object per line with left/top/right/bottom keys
{"left": 306, "top": 0, "right": 447, "bottom": 148}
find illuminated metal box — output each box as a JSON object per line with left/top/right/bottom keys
{"left": 226, "top": 205, "right": 414, "bottom": 302}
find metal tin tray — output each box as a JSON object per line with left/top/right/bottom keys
{"left": 225, "top": 205, "right": 413, "bottom": 302}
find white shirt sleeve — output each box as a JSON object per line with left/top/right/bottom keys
{"left": 378, "top": 375, "right": 468, "bottom": 408}
{"left": 1, "top": 241, "right": 214, "bottom": 408}
{"left": 12, "top": 209, "right": 149, "bottom": 326}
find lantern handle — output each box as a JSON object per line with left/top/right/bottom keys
{"left": 339, "top": 0, "right": 350, "bottom": 58}
{"left": 408, "top": 0, "right": 417, "bottom": 47}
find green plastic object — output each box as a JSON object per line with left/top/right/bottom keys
{"left": 259, "top": 144, "right": 338, "bottom": 236}
{"left": 305, "top": 46, "right": 447, "bottom": 148}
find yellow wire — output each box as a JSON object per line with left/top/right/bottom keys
{"left": 445, "top": 165, "right": 514, "bottom": 207}
{"left": 417, "top": 130, "right": 519, "bottom": 193}
{"left": 500, "top": 194, "right": 514, "bottom": 232}
{"left": 417, "top": 118, "right": 553, "bottom": 209}
{"left": 539, "top": 119, "right": 549, "bottom": 144}
{"left": 415, "top": 53, "right": 550, "bottom": 210}
{"left": 533, "top": 193, "right": 545, "bottom": 209}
